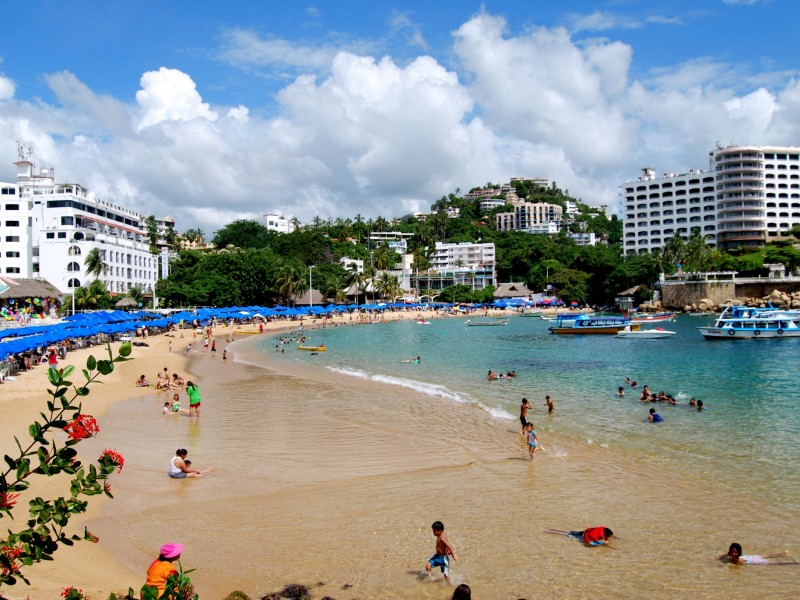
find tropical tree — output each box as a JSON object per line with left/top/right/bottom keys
{"left": 145, "top": 215, "right": 159, "bottom": 253}
{"left": 346, "top": 264, "right": 368, "bottom": 305}
{"left": 271, "top": 261, "right": 300, "bottom": 304}
{"left": 211, "top": 219, "right": 275, "bottom": 250}
{"left": 182, "top": 228, "right": 205, "bottom": 245}
{"left": 74, "top": 279, "right": 114, "bottom": 310}
{"left": 83, "top": 248, "right": 108, "bottom": 281}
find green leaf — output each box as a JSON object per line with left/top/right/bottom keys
{"left": 75, "top": 387, "right": 90, "bottom": 397}
{"left": 86, "top": 355, "right": 97, "bottom": 370}
{"left": 47, "top": 368, "right": 61, "bottom": 386}
{"left": 119, "top": 341, "right": 132, "bottom": 357}
{"left": 62, "top": 365, "right": 75, "bottom": 378}
{"left": 97, "top": 360, "right": 113, "bottom": 375}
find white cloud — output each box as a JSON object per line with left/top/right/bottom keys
{"left": 0, "top": 75, "right": 15, "bottom": 101}
{"left": 1, "top": 9, "right": 800, "bottom": 234}
{"left": 217, "top": 28, "right": 337, "bottom": 72}
{"left": 135, "top": 67, "right": 218, "bottom": 131}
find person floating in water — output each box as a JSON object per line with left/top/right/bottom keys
{"left": 719, "top": 543, "right": 799, "bottom": 565}
{"left": 546, "top": 527, "right": 615, "bottom": 546}
{"left": 648, "top": 408, "right": 663, "bottom": 423}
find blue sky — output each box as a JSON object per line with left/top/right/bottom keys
{"left": 1, "top": 0, "right": 798, "bottom": 233}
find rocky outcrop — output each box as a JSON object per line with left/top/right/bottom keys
{"left": 669, "top": 289, "right": 800, "bottom": 312}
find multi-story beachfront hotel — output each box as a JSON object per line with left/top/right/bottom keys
{"left": 622, "top": 144, "right": 800, "bottom": 254}
{"left": 0, "top": 144, "right": 159, "bottom": 295}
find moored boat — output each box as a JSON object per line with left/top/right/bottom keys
{"left": 616, "top": 327, "right": 676, "bottom": 339}
{"left": 698, "top": 306, "right": 800, "bottom": 339}
{"left": 630, "top": 312, "right": 676, "bottom": 323}
{"left": 298, "top": 345, "right": 327, "bottom": 351}
{"left": 549, "top": 314, "right": 639, "bottom": 335}
{"left": 467, "top": 319, "right": 508, "bottom": 326}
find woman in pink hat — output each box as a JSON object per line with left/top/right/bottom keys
{"left": 142, "top": 542, "right": 184, "bottom": 597}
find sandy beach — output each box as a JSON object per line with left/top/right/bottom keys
{"left": 0, "top": 308, "right": 459, "bottom": 599}
{"left": 3, "top": 307, "right": 797, "bottom": 600}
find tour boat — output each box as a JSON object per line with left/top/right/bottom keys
{"left": 697, "top": 306, "right": 800, "bottom": 339}
{"left": 549, "top": 314, "right": 639, "bottom": 335}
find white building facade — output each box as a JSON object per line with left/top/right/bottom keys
{"left": 495, "top": 200, "right": 563, "bottom": 234}
{"left": 262, "top": 213, "right": 293, "bottom": 234}
{"left": 622, "top": 145, "right": 800, "bottom": 254}
{"left": 430, "top": 241, "right": 496, "bottom": 290}
{"left": 0, "top": 146, "right": 158, "bottom": 294}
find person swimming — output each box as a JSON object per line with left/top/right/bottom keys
{"left": 719, "top": 543, "right": 799, "bottom": 565}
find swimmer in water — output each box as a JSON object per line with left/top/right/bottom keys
{"left": 546, "top": 527, "right": 614, "bottom": 546}
{"left": 719, "top": 543, "right": 799, "bottom": 565}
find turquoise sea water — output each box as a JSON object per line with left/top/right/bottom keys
{"left": 264, "top": 314, "right": 800, "bottom": 511}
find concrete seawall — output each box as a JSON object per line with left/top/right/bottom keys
{"left": 660, "top": 279, "right": 800, "bottom": 309}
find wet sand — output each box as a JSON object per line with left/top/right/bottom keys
{"left": 3, "top": 310, "right": 798, "bottom": 599}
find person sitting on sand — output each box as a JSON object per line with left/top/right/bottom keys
{"left": 142, "top": 542, "right": 184, "bottom": 597}
{"left": 719, "top": 543, "right": 799, "bottom": 565}
{"left": 154, "top": 373, "right": 170, "bottom": 391}
{"left": 169, "top": 449, "right": 210, "bottom": 478}
{"left": 136, "top": 374, "right": 150, "bottom": 387}
{"left": 171, "top": 373, "right": 184, "bottom": 389}
{"left": 162, "top": 401, "right": 171, "bottom": 414}
{"left": 171, "top": 393, "right": 189, "bottom": 414}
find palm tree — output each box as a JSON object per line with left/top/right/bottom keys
{"left": 84, "top": 248, "right": 109, "bottom": 281}
{"left": 346, "top": 264, "right": 368, "bottom": 306}
{"left": 75, "top": 279, "right": 110, "bottom": 310}
{"left": 273, "top": 261, "right": 303, "bottom": 305}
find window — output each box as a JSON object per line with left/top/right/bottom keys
{"left": 5, "top": 251, "right": 20, "bottom": 258}
{"left": 68, "top": 245, "right": 81, "bottom": 256}
{"left": 1, "top": 188, "right": 16, "bottom": 195}
{"left": 5, "top": 236, "right": 19, "bottom": 242}
{"left": 57, "top": 232, "right": 67, "bottom": 238}
{"left": 67, "top": 261, "right": 80, "bottom": 272}
{"left": 4, "top": 204, "right": 19, "bottom": 210}
{"left": 46, "top": 232, "right": 55, "bottom": 239}
{"left": 5, "top": 267, "right": 21, "bottom": 274}
{"left": 5, "top": 221, "right": 19, "bottom": 227}
{"left": 61, "top": 216, "right": 74, "bottom": 226}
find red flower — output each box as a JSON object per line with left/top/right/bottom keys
{"left": 63, "top": 414, "right": 100, "bottom": 441}
{"left": 1, "top": 545, "right": 21, "bottom": 576}
{"left": 0, "top": 491, "right": 20, "bottom": 509}
{"left": 61, "top": 586, "right": 87, "bottom": 599}
{"left": 99, "top": 449, "right": 124, "bottom": 473}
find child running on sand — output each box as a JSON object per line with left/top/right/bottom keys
{"left": 425, "top": 521, "right": 458, "bottom": 583}
{"left": 525, "top": 422, "right": 542, "bottom": 460}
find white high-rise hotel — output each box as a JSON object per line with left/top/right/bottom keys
{"left": 0, "top": 144, "right": 157, "bottom": 294}
{"left": 622, "top": 145, "right": 800, "bottom": 254}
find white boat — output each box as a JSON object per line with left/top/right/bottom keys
{"left": 697, "top": 305, "right": 800, "bottom": 339}
{"left": 630, "top": 312, "right": 676, "bottom": 323}
{"left": 617, "top": 327, "right": 676, "bottom": 339}
{"left": 466, "top": 319, "right": 508, "bottom": 326}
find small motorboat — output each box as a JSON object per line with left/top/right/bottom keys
{"left": 616, "top": 327, "right": 676, "bottom": 339}
{"left": 298, "top": 345, "right": 327, "bottom": 352}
